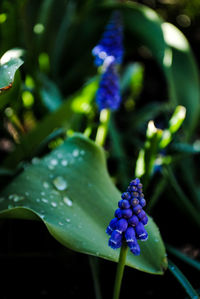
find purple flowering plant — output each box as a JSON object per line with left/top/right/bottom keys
{"left": 0, "top": 2, "right": 199, "bottom": 299}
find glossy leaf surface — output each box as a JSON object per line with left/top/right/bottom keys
{"left": 0, "top": 135, "right": 167, "bottom": 274}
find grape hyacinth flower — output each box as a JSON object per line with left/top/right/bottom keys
{"left": 106, "top": 178, "right": 148, "bottom": 256}
{"left": 92, "top": 10, "right": 123, "bottom": 111}
{"left": 96, "top": 62, "right": 121, "bottom": 111}
{"left": 92, "top": 10, "right": 123, "bottom": 68}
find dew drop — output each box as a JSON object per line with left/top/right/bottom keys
{"left": 80, "top": 150, "right": 85, "bottom": 156}
{"left": 48, "top": 165, "right": 54, "bottom": 170}
{"left": 41, "top": 192, "right": 45, "bottom": 196}
{"left": 8, "top": 194, "right": 24, "bottom": 202}
{"left": 72, "top": 149, "right": 79, "bottom": 157}
{"left": 61, "top": 160, "right": 68, "bottom": 166}
{"left": 43, "top": 182, "right": 49, "bottom": 189}
{"left": 65, "top": 218, "right": 71, "bottom": 223}
{"left": 53, "top": 176, "right": 68, "bottom": 191}
{"left": 32, "top": 157, "right": 40, "bottom": 165}
{"left": 50, "top": 159, "right": 58, "bottom": 166}
{"left": 41, "top": 198, "right": 48, "bottom": 203}
{"left": 51, "top": 202, "right": 57, "bottom": 207}
{"left": 63, "top": 196, "right": 73, "bottom": 207}
{"left": 57, "top": 153, "right": 63, "bottom": 159}
{"left": 58, "top": 221, "right": 64, "bottom": 226}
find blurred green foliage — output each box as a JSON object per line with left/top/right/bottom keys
{"left": 0, "top": 0, "right": 200, "bottom": 298}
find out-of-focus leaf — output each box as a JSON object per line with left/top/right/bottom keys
{"left": 0, "top": 49, "right": 24, "bottom": 109}
{"left": 39, "top": 74, "right": 63, "bottom": 112}
{"left": 159, "top": 105, "right": 186, "bottom": 149}
{"left": 135, "top": 120, "right": 162, "bottom": 189}
{"left": 0, "top": 48, "right": 24, "bottom": 89}
{"left": 168, "top": 259, "right": 199, "bottom": 298}
{"left": 121, "top": 63, "right": 144, "bottom": 96}
{"left": 0, "top": 134, "right": 167, "bottom": 275}
{"left": 162, "top": 23, "right": 200, "bottom": 139}
{"left": 3, "top": 77, "right": 97, "bottom": 169}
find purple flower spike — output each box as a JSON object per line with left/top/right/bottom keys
{"left": 106, "top": 177, "right": 149, "bottom": 255}
{"left": 92, "top": 11, "right": 123, "bottom": 68}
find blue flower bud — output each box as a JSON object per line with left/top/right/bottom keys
{"left": 118, "top": 199, "right": 131, "bottom": 209}
{"left": 106, "top": 217, "right": 118, "bottom": 235}
{"left": 116, "top": 218, "right": 128, "bottom": 233}
{"left": 129, "top": 186, "right": 137, "bottom": 192}
{"left": 109, "top": 230, "right": 122, "bottom": 249}
{"left": 132, "top": 204, "right": 142, "bottom": 215}
{"left": 135, "top": 222, "right": 148, "bottom": 241}
{"left": 131, "top": 192, "right": 139, "bottom": 198}
{"left": 130, "top": 198, "right": 139, "bottom": 207}
{"left": 121, "top": 192, "right": 131, "bottom": 200}
{"left": 141, "top": 215, "right": 148, "bottom": 226}
{"left": 139, "top": 197, "right": 146, "bottom": 207}
{"left": 121, "top": 208, "right": 132, "bottom": 219}
{"left": 128, "top": 215, "right": 139, "bottom": 227}
{"left": 137, "top": 210, "right": 146, "bottom": 221}
{"left": 130, "top": 242, "right": 141, "bottom": 256}
{"left": 125, "top": 226, "right": 136, "bottom": 242}
{"left": 115, "top": 208, "right": 123, "bottom": 219}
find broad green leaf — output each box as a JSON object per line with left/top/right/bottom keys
{"left": 0, "top": 135, "right": 167, "bottom": 274}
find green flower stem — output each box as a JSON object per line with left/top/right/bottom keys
{"left": 112, "top": 244, "right": 128, "bottom": 299}
{"left": 95, "top": 109, "right": 111, "bottom": 146}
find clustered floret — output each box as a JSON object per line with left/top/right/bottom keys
{"left": 106, "top": 178, "right": 148, "bottom": 255}
{"left": 92, "top": 11, "right": 123, "bottom": 111}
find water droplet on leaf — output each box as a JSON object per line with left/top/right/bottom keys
{"left": 63, "top": 196, "right": 73, "bottom": 207}
{"left": 72, "top": 149, "right": 79, "bottom": 157}
{"left": 53, "top": 176, "right": 68, "bottom": 191}
{"left": 61, "top": 160, "right": 68, "bottom": 166}
{"left": 50, "top": 159, "right": 58, "bottom": 166}
{"left": 43, "top": 182, "right": 49, "bottom": 189}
